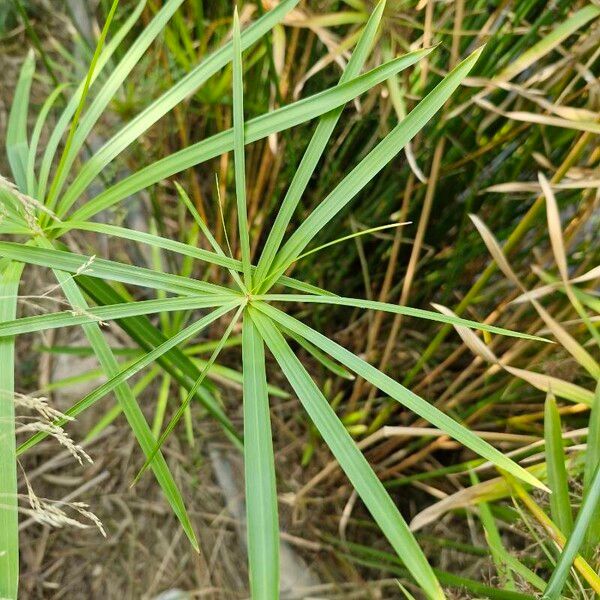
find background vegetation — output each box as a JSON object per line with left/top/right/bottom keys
{"left": 0, "top": 0, "right": 598, "bottom": 597}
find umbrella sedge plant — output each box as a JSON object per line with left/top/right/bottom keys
{"left": 0, "top": 0, "right": 550, "bottom": 597}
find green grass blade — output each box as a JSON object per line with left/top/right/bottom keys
{"left": 470, "top": 471, "right": 516, "bottom": 589}
{"left": 249, "top": 307, "right": 444, "bottom": 600}
{"left": 0, "top": 260, "right": 24, "bottom": 600}
{"left": 254, "top": 0, "right": 389, "bottom": 287}
{"left": 84, "top": 365, "right": 159, "bottom": 441}
{"left": 54, "top": 221, "right": 332, "bottom": 296}
{"left": 46, "top": 0, "right": 185, "bottom": 207}
{"left": 336, "top": 538, "right": 537, "bottom": 600}
{"left": 280, "top": 324, "right": 355, "bottom": 380}
{"left": 232, "top": 8, "right": 252, "bottom": 289}
{"left": 35, "top": 235, "right": 200, "bottom": 548}
{"left": 67, "top": 51, "right": 431, "bottom": 222}
{"left": 174, "top": 183, "right": 245, "bottom": 289}
{"left": 36, "top": 0, "right": 145, "bottom": 201}
{"left": 266, "top": 48, "right": 483, "bottom": 287}
{"left": 43, "top": 257, "right": 200, "bottom": 550}
{"left": 6, "top": 50, "right": 35, "bottom": 190}
{"left": 0, "top": 241, "right": 232, "bottom": 296}
{"left": 496, "top": 5, "right": 600, "bottom": 83}
{"left": 25, "top": 84, "right": 67, "bottom": 196}
{"left": 542, "top": 464, "right": 600, "bottom": 599}
{"left": 258, "top": 294, "right": 548, "bottom": 342}
{"left": 544, "top": 393, "right": 573, "bottom": 536}
{"left": 134, "top": 305, "right": 244, "bottom": 482}
{"left": 56, "top": 0, "right": 300, "bottom": 217}
{"left": 243, "top": 313, "right": 279, "bottom": 598}
{"left": 44, "top": 0, "right": 120, "bottom": 214}
{"left": 254, "top": 301, "right": 546, "bottom": 491}
{"left": 582, "top": 381, "right": 600, "bottom": 558}
{"left": 189, "top": 356, "right": 289, "bottom": 399}
{"left": 17, "top": 302, "right": 238, "bottom": 456}
{"left": 0, "top": 295, "right": 237, "bottom": 337}
{"left": 76, "top": 276, "right": 241, "bottom": 446}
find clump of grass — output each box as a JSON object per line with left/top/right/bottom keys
{"left": 2, "top": 0, "right": 598, "bottom": 597}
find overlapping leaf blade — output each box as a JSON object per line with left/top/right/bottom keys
{"left": 254, "top": 301, "right": 546, "bottom": 491}
{"left": 250, "top": 307, "right": 444, "bottom": 600}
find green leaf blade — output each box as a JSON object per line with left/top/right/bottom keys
{"left": 68, "top": 50, "right": 432, "bottom": 223}
{"left": 6, "top": 50, "right": 35, "bottom": 190}
{"left": 243, "top": 312, "right": 279, "bottom": 598}
{"left": 266, "top": 47, "right": 483, "bottom": 287}
{"left": 544, "top": 394, "right": 573, "bottom": 536}
{"left": 254, "top": 0, "right": 389, "bottom": 288}
{"left": 0, "top": 261, "right": 24, "bottom": 600}
{"left": 255, "top": 301, "right": 547, "bottom": 492}
{"left": 250, "top": 307, "right": 444, "bottom": 600}
{"left": 232, "top": 8, "right": 252, "bottom": 289}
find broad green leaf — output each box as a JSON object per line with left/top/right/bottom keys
{"left": 17, "top": 303, "right": 238, "bottom": 456}
{"left": 258, "top": 294, "right": 548, "bottom": 342}
{"left": 56, "top": 0, "right": 301, "bottom": 216}
{"left": 265, "top": 47, "right": 483, "bottom": 287}
{"left": 249, "top": 307, "right": 444, "bottom": 599}
{"left": 232, "top": 9, "right": 252, "bottom": 288}
{"left": 0, "top": 260, "right": 24, "bottom": 600}
{"left": 544, "top": 394, "right": 573, "bottom": 536}
{"left": 254, "top": 0, "right": 389, "bottom": 288}
{"left": 243, "top": 313, "right": 279, "bottom": 598}
{"left": 6, "top": 50, "right": 34, "bottom": 190}
{"left": 67, "top": 50, "right": 431, "bottom": 222}
{"left": 0, "top": 241, "right": 232, "bottom": 297}
{"left": 255, "top": 301, "right": 546, "bottom": 491}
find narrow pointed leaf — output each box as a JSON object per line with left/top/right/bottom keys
{"left": 255, "top": 301, "right": 546, "bottom": 491}
{"left": 232, "top": 9, "right": 252, "bottom": 288}
{"left": 0, "top": 295, "right": 237, "bottom": 337}
{"left": 0, "top": 261, "right": 24, "bottom": 600}
{"left": 0, "top": 242, "right": 231, "bottom": 297}
{"left": 37, "top": 0, "right": 145, "bottom": 200}
{"left": 42, "top": 239, "right": 199, "bottom": 551}
{"left": 544, "top": 394, "right": 573, "bottom": 536}
{"left": 68, "top": 50, "right": 432, "bottom": 222}
{"left": 249, "top": 307, "right": 444, "bottom": 600}
{"left": 57, "top": 0, "right": 301, "bottom": 216}
{"left": 6, "top": 51, "right": 35, "bottom": 190}
{"left": 243, "top": 313, "right": 279, "bottom": 598}
{"left": 47, "top": 0, "right": 185, "bottom": 205}
{"left": 267, "top": 48, "right": 483, "bottom": 286}
{"left": 254, "top": 0, "right": 389, "bottom": 287}
{"left": 16, "top": 303, "right": 238, "bottom": 456}
{"left": 542, "top": 464, "right": 600, "bottom": 599}
{"left": 258, "top": 294, "right": 548, "bottom": 342}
